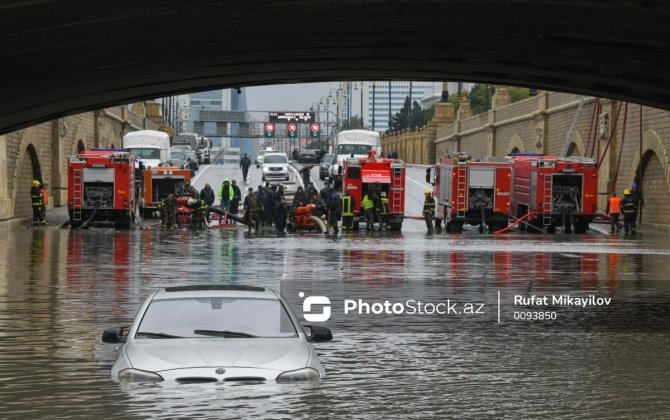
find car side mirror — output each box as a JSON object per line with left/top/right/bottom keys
{"left": 102, "top": 327, "right": 127, "bottom": 343}
{"left": 304, "top": 325, "right": 333, "bottom": 343}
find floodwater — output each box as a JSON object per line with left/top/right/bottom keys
{"left": 1, "top": 216, "right": 670, "bottom": 419}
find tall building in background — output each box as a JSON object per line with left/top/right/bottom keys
{"left": 187, "top": 90, "right": 226, "bottom": 147}
{"left": 365, "top": 81, "right": 441, "bottom": 133}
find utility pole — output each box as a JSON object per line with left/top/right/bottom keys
{"left": 388, "top": 81, "right": 392, "bottom": 131}
{"left": 360, "top": 82, "right": 363, "bottom": 129}
{"left": 372, "top": 82, "right": 376, "bottom": 131}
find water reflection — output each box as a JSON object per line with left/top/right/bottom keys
{"left": 0, "top": 225, "right": 669, "bottom": 417}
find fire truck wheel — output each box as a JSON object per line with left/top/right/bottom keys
{"left": 389, "top": 222, "right": 402, "bottom": 231}
{"left": 573, "top": 221, "right": 589, "bottom": 234}
{"left": 547, "top": 225, "right": 557, "bottom": 234}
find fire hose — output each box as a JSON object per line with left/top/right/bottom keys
{"left": 493, "top": 211, "right": 537, "bottom": 234}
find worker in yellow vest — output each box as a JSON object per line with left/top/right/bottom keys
{"left": 362, "top": 193, "right": 375, "bottom": 232}
{"left": 607, "top": 191, "right": 622, "bottom": 234}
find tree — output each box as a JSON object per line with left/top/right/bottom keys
{"left": 341, "top": 115, "right": 366, "bottom": 130}
{"left": 469, "top": 83, "right": 495, "bottom": 115}
{"left": 387, "top": 95, "right": 431, "bottom": 133}
{"left": 509, "top": 87, "right": 530, "bottom": 102}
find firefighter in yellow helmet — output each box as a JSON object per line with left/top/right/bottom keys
{"left": 30, "top": 180, "right": 45, "bottom": 226}
{"left": 422, "top": 189, "right": 435, "bottom": 234}
{"left": 621, "top": 189, "right": 638, "bottom": 234}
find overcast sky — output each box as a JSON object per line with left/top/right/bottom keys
{"left": 245, "top": 82, "right": 340, "bottom": 113}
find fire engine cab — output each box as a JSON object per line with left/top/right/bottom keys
{"left": 509, "top": 154, "right": 598, "bottom": 234}
{"left": 426, "top": 153, "right": 512, "bottom": 233}
{"left": 342, "top": 152, "right": 406, "bottom": 231}
{"left": 67, "top": 149, "right": 136, "bottom": 228}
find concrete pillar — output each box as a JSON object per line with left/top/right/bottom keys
{"left": 533, "top": 92, "right": 549, "bottom": 154}
{"left": 51, "top": 120, "right": 66, "bottom": 206}
{"left": 493, "top": 86, "right": 511, "bottom": 109}
{"left": 598, "top": 100, "right": 620, "bottom": 210}
{"left": 487, "top": 110, "right": 496, "bottom": 156}
{"left": 0, "top": 135, "right": 12, "bottom": 219}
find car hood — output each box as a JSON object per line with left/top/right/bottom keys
{"left": 125, "top": 338, "right": 311, "bottom": 373}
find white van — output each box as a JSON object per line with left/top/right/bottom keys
{"left": 329, "top": 130, "right": 381, "bottom": 189}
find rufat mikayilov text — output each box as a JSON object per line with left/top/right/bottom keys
{"left": 344, "top": 299, "right": 486, "bottom": 315}
{"left": 514, "top": 295, "right": 612, "bottom": 307}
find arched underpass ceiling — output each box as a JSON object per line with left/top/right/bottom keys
{"left": 2, "top": 0, "right": 670, "bottom": 134}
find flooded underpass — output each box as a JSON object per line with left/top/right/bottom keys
{"left": 1, "top": 219, "right": 670, "bottom": 418}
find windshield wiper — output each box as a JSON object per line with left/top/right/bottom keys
{"left": 136, "top": 331, "right": 182, "bottom": 339}
{"left": 193, "top": 329, "right": 257, "bottom": 338}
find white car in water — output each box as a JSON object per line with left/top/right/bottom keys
{"left": 102, "top": 285, "right": 332, "bottom": 383}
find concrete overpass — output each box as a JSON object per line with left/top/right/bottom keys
{"left": 2, "top": 0, "right": 670, "bottom": 135}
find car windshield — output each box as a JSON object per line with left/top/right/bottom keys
{"left": 321, "top": 154, "right": 333, "bottom": 163}
{"left": 170, "top": 150, "right": 186, "bottom": 161}
{"left": 337, "top": 144, "right": 372, "bottom": 155}
{"left": 136, "top": 297, "right": 297, "bottom": 338}
{"left": 127, "top": 148, "right": 160, "bottom": 159}
{"left": 264, "top": 154, "right": 288, "bottom": 164}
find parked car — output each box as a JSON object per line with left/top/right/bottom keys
{"left": 298, "top": 149, "right": 319, "bottom": 164}
{"left": 102, "top": 285, "right": 333, "bottom": 383}
{"left": 262, "top": 152, "right": 290, "bottom": 182}
{"left": 319, "top": 153, "right": 334, "bottom": 180}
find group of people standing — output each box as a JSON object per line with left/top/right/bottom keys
{"left": 242, "top": 183, "right": 289, "bottom": 233}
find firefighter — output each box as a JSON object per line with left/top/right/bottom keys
{"left": 621, "top": 189, "right": 638, "bottom": 234}
{"left": 243, "top": 187, "right": 261, "bottom": 231}
{"left": 159, "top": 194, "right": 177, "bottom": 229}
{"left": 30, "top": 180, "right": 45, "bottom": 226}
{"left": 341, "top": 189, "right": 355, "bottom": 231}
{"left": 423, "top": 189, "right": 436, "bottom": 234}
{"left": 200, "top": 183, "right": 215, "bottom": 207}
{"left": 607, "top": 191, "right": 622, "bottom": 234}
{"left": 186, "top": 198, "right": 208, "bottom": 228}
{"left": 362, "top": 192, "right": 376, "bottom": 232}
{"left": 379, "top": 191, "right": 390, "bottom": 230}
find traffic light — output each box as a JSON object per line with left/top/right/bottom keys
{"left": 309, "top": 122, "right": 321, "bottom": 138}
{"left": 287, "top": 122, "right": 298, "bottom": 138}
{"left": 264, "top": 122, "right": 275, "bottom": 138}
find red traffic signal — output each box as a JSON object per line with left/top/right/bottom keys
{"left": 287, "top": 122, "right": 298, "bottom": 138}
{"left": 264, "top": 122, "right": 275, "bottom": 137}
{"left": 309, "top": 122, "right": 321, "bottom": 138}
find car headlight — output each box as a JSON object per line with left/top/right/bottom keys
{"left": 276, "top": 367, "right": 320, "bottom": 383}
{"left": 118, "top": 368, "right": 164, "bottom": 382}
{"left": 262, "top": 167, "right": 270, "bottom": 173}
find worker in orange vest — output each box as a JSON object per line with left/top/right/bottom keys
{"left": 39, "top": 182, "right": 48, "bottom": 225}
{"left": 607, "top": 191, "right": 621, "bottom": 234}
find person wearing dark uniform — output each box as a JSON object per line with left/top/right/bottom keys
{"left": 423, "top": 189, "right": 436, "bottom": 234}
{"left": 621, "top": 189, "right": 638, "bottom": 234}
{"left": 243, "top": 188, "right": 262, "bottom": 231}
{"left": 229, "top": 180, "right": 242, "bottom": 222}
{"left": 30, "top": 180, "right": 45, "bottom": 226}
{"left": 275, "top": 195, "right": 289, "bottom": 234}
{"left": 341, "top": 189, "right": 356, "bottom": 230}
{"left": 239, "top": 154, "right": 252, "bottom": 182}
{"left": 327, "top": 190, "right": 341, "bottom": 234}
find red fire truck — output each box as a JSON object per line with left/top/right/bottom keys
{"left": 138, "top": 166, "right": 192, "bottom": 218}
{"left": 426, "top": 153, "right": 512, "bottom": 233}
{"left": 509, "top": 154, "right": 598, "bottom": 233}
{"left": 342, "top": 154, "right": 406, "bottom": 231}
{"left": 68, "top": 149, "right": 136, "bottom": 228}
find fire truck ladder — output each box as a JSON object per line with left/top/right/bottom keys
{"left": 456, "top": 162, "right": 467, "bottom": 220}
{"left": 542, "top": 174, "right": 552, "bottom": 226}
{"left": 391, "top": 162, "right": 404, "bottom": 213}
{"left": 72, "top": 168, "right": 83, "bottom": 221}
